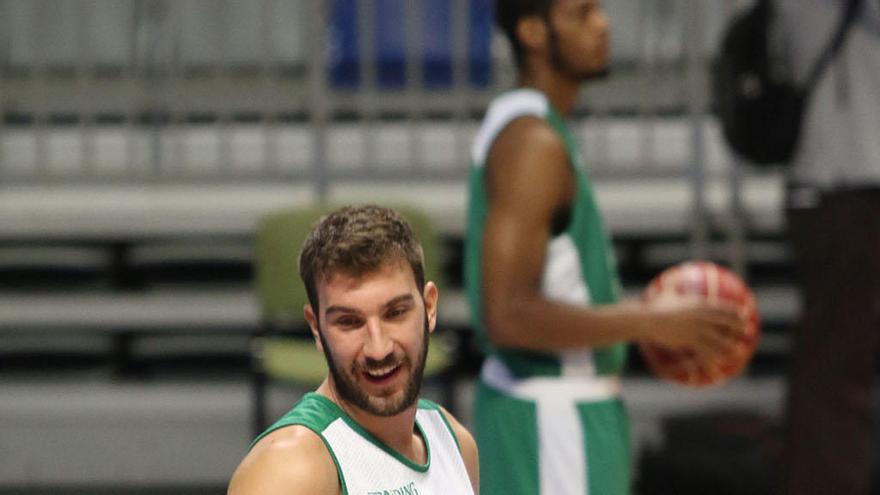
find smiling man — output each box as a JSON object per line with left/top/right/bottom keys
{"left": 228, "top": 205, "right": 478, "bottom": 495}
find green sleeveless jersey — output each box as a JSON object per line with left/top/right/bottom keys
{"left": 252, "top": 393, "right": 474, "bottom": 495}
{"left": 465, "top": 88, "right": 627, "bottom": 378}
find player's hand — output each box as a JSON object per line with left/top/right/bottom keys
{"left": 641, "top": 292, "right": 748, "bottom": 363}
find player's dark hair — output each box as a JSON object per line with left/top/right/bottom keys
{"left": 298, "top": 205, "right": 426, "bottom": 312}
{"left": 495, "top": 0, "right": 555, "bottom": 69}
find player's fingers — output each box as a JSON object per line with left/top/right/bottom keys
{"left": 701, "top": 308, "right": 749, "bottom": 339}
{"left": 698, "top": 327, "right": 739, "bottom": 359}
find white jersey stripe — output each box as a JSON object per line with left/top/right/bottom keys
{"left": 541, "top": 234, "right": 597, "bottom": 377}
{"left": 481, "top": 356, "right": 621, "bottom": 402}
{"left": 537, "top": 398, "right": 588, "bottom": 495}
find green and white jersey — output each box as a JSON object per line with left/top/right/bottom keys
{"left": 252, "top": 393, "right": 474, "bottom": 495}
{"left": 465, "top": 88, "right": 627, "bottom": 380}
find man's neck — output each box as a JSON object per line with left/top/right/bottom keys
{"left": 518, "top": 67, "right": 581, "bottom": 116}
{"left": 317, "top": 382, "right": 425, "bottom": 464}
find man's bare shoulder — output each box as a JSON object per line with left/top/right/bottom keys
{"left": 486, "top": 114, "right": 571, "bottom": 215}
{"left": 227, "top": 425, "right": 339, "bottom": 495}
{"left": 491, "top": 115, "right": 566, "bottom": 161}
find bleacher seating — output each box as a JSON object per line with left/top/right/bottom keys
{"left": 0, "top": 0, "right": 798, "bottom": 490}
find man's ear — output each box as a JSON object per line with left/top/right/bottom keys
{"left": 304, "top": 303, "right": 323, "bottom": 351}
{"left": 423, "top": 281, "right": 439, "bottom": 333}
{"left": 516, "top": 15, "right": 548, "bottom": 54}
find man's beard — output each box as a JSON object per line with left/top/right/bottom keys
{"left": 318, "top": 314, "right": 430, "bottom": 417}
{"left": 547, "top": 22, "right": 611, "bottom": 81}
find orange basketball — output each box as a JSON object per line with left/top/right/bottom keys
{"left": 639, "top": 261, "right": 761, "bottom": 387}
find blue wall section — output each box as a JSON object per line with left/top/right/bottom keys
{"left": 328, "top": 0, "right": 493, "bottom": 89}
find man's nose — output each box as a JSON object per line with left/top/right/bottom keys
{"left": 362, "top": 318, "right": 394, "bottom": 360}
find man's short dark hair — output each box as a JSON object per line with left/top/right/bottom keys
{"left": 495, "top": 0, "right": 555, "bottom": 68}
{"left": 298, "top": 205, "right": 426, "bottom": 312}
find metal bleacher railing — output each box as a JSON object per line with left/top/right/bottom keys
{"left": 0, "top": 0, "right": 770, "bottom": 239}
{"left": 0, "top": 0, "right": 793, "bottom": 346}
{"left": 0, "top": 0, "right": 729, "bottom": 177}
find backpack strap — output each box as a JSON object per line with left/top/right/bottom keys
{"left": 800, "top": 0, "right": 862, "bottom": 92}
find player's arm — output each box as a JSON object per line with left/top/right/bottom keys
{"left": 481, "top": 117, "right": 744, "bottom": 358}
{"left": 227, "top": 426, "right": 339, "bottom": 495}
{"left": 439, "top": 406, "right": 480, "bottom": 494}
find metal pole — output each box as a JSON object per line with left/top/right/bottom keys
{"left": 686, "top": 0, "right": 709, "bottom": 260}
{"left": 451, "top": 0, "right": 469, "bottom": 171}
{"left": 404, "top": 0, "right": 424, "bottom": 174}
{"left": 724, "top": 1, "right": 748, "bottom": 276}
{"left": 33, "top": 0, "right": 49, "bottom": 180}
{"left": 260, "top": 0, "right": 279, "bottom": 177}
{"left": 122, "top": 0, "right": 143, "bottom": 179}
{"left": 77, "top": 0, "right": 95, "bottom": 178}
{"left": 167, "top": 0, "right": 183, "bottom": 180}
{"left": 144, "top": 0, "right": 172, "bottom": 181}
{"left": 637, "top": 0, "right": 656, "bottom": 172}
{"left": 0, "top": 0, "right": 9, "bottom": 182}
{"left": 217, "top": 0, "right": 233, "bottom": 178}
{"left": 357, "top": 0, "right": 376, "bottom": 174}
{"left": 308, "top": 0, "right": 329, "bottom": 200}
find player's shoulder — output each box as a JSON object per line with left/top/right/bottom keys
{"left": 227, "top": 425, "right": 338, "bottom": 495}
{"left": 494, "top": 114, "right": 565, "bottom": 155}
{"left": 434, "top": 404, "right": 475, "bottom": 449}
{"left": 486, "top": 114, "right": 571, "bottom": 206}
{"left": 489, "top": 114, "right": 567, "bottom": 180}
{"left": 249, "top": 423, "right": 329, "bottom": 458}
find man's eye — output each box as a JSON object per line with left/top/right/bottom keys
{"left": 336, "top": 317, "right": 361, "bottom": 327}
{"left": 386, "top": 307, "right": 408, "bottom": 319}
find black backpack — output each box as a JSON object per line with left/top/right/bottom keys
{"left": 712, "top": 0, "right": 862, "bottom": 166}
